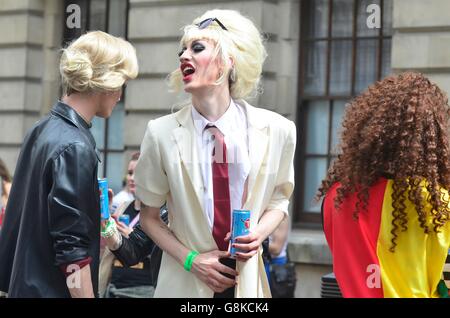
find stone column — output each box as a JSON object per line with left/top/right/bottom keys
{"left": 0, "top": 0, "right": 63, "bottom": 172}
{"left": 42, "top": 0, "right": 64, "bottom": 115}
{"left": 0, "top": 0, "right": 45, "bottom": 172}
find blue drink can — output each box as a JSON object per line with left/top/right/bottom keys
{"left": 98, "top": 178, "right": 109, "bottom": 220}
{"left": 119, "top": 214, "right": 130, "bottom": 226}
{"left": 230, "top": 209, "right": 251, "bottom": 258}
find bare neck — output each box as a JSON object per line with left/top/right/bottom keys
{"left": 61, "top": 93, "right": 98, "bottom": 125}
{"left": 191, "top": 85, "right": 231, "bottom": 122}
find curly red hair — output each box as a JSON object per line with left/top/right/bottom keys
{"left": 317, "top": 72, "right": 450, "bottom": 252}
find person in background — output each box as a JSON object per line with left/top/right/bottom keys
{"left": 263, "top": 218, "right": 290, "bottom": 281}
{"left": 111, "top": 152, "right": 140, "bottom": 213}
{"left": 0, "top": 31, "right": 138, "bottom": 298}
{"left": 0, "top": 158, "right": 12, "bottom": 229}
{"left": 262, "top": 217, "right": 296, "bottom": 298}
{"left": 0, "top": 158, "right": 10, "bottom": 298}
{"left": 99, "top": 152, "right": 167, "bottom": 298}
{"left": 100, "top": 204, "right": 168, "bottom": 298}
{"left": 100, "top": 152, "right": 140, "bottom": 256}
{"left": 318, "top": 72, "right": 450, "bottom": 298}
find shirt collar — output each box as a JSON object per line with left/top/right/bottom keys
{"left": 191, "top": 99, "right": 238, "bottom": 137}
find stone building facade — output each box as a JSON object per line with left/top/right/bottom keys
{"left": 1, "top": 0, "right": 449, "bottom": 297}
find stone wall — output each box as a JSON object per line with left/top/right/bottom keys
{"left": 392, "top": 0, "right": 450, "bottom": 94}
{"left": 0, "top": 0, "right": 62, "bottom": 172}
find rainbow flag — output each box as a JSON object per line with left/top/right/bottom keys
{"left": 323, "top": 178, "right": 450, "bottom": 298}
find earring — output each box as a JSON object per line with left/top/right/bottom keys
{"left": 230, "top": 67, "right": 236, "bottom": 82}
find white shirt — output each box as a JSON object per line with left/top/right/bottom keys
{"left": 191, "top": 100, "right": 251, "bottom": 230}
{"left": 111, "top": 190, "right": 134, "bottom": 214}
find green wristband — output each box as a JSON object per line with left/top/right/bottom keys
{"left": 101, "top": 219, "right": 116, "bottom": 238}
{"left": 184, "top": 250, "right": 199, "bottom": 272}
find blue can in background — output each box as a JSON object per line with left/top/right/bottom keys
{"left": 119, "top": 214, "right": 130, "bottom": 226}
{"left": 98, "top": 178, "right": 109, "bottom": 220}
{"left": 230, "top": 209, "right": 251, "bottom": 258}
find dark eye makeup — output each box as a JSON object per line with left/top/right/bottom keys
{"left": 191, "top": 42, "right": 205, "bottom": 53}
{"left": 178, "top": 48, "right": 186, "bottom": 57}
{"left": 177, "top": 41, "right": 206, "bottom": 57}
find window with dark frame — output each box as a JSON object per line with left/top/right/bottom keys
{"left": 62, "top": 0, "right": 129, "bottom": 194}
{"left": 294, "top": 0, "right": 392, "bottom": 226}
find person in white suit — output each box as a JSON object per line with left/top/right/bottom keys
{"left": 134, "top": 9, "right": 296, "bottom": 298}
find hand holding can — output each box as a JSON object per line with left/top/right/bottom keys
{"left": 230, "top": 209, "right": 251, "bottom": 258}
{"left": 98, "top": 178, "right": 109, "bottom": 220}
{"left": 118, "top": 214, "right": 130, "bottom": 226}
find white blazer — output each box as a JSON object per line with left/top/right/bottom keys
{"left": 134, "top": 100, "right": 296, "bottom": 298}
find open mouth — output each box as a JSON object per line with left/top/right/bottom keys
{"left": 181, "top": 63, "right": 195, "bottom": 77}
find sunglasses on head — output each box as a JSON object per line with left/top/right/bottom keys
{"left": 196, "top": 18, "right": 228, "bottom": 31}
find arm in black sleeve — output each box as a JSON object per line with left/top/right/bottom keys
{"left": 48, "top": 142, "right": 98, "bottom": 266}
{"left": 112, "top": 223, "right": 155, "bottom": 266}
{"left": 112, "top": 205, "right": 168, "bottom": 267}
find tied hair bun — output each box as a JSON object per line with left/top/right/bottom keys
{"left": 61, "top": 49, "right": 94, "bottom": 93}
{"left": 59, "top": 31, "right": 138, "bottom": 95}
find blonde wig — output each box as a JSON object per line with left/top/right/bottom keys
{"left": 60, "top": 31, "right": 138, "bottom": 95}
{"left": 169, "top": 9, "right": 267, "bottom": 100}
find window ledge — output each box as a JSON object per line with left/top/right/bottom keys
{"left": 287, "top": 228, "right": 333, "bottom": 265}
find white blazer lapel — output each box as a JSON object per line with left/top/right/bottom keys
{"left": 172, "top": 105, "right": 204, "bottom": 212}
{"left": 239, "top": 101, "right": 269, "bottom": 209}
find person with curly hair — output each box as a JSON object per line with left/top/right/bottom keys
{"left": 318, "top": 72, "right": 450, "bottom": 298}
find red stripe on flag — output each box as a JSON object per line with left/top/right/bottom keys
{"left": 323, "top": 178, "right": 387, "bottom": 297}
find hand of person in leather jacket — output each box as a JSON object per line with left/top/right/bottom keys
{"left": 101, "top": 189, "right": 124, "bottom": 250}
{"left": 100, "top": 189, "right": 115, "bottom": 232}
{"left": 115, "top": 219, "right": 133, "bottom": 238}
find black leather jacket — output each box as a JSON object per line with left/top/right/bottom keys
{"left": 112, "top": 205, "right": 168, "bottom": 286}
{"left": 0, "top": 102, "right": 101, "bottom": 297}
